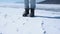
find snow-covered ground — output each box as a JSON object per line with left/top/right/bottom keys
{"left": 0, "top": 3, "right": 60, "bottom": 34}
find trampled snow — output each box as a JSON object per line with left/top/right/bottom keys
{"left": 0, "top": 3, "right": 60, "bottom": 34}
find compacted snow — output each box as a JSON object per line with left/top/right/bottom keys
{"left": 0, "top": 3, "right": 60, "bottom": 34}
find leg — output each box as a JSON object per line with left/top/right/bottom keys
{"left": 30, "top": 0, "right": 36, "bottom": 9}
{"left": 24, "top": 0, "right": 29, "bottom": 8}
{"left": 23, "top": 0, "right": 29, "bottom": 17}
{"left": 30, "top": 0, "right": 36, "bottom": 17}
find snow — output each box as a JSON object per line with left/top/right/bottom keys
{"left": 0, "top": 3, "right": 60, "bottom": 34}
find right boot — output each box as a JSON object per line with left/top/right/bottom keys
{"left": 23, "top": 8, "right": 29, "bottom": 17}
{"left": 30, "top": 8, "right": 35, "bottom": 17}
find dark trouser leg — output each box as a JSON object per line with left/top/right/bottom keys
{"left": 30, "top": 0, "right": 36, "bottom": 17}
{"left": 30, "top": 0, "right": 36, "bottom": 9}
{"left": 23, "top": 8, "right": 29, "bottom": 17}
{"left": 24, "top": 0, "right": 29, "bottom": 8}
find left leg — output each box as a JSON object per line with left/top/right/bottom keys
{"left": 23, "top": 0, "right": 29, "bottom": 17}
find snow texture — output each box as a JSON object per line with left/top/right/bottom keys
{"left": 0, "top": 3, "right": 60, "bottom": 34}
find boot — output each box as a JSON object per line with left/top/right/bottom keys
{"left": 30, "top": 8, "right": 35, "bottom": 17}
{"left": 23, "top": 8, "right": 29, "bottom": 17}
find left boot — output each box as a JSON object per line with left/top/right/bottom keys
{"left": 23, "top": 8, "right": 29, "bottom": 17}
{"left": 30, "top": 8, "right": 35, "bottom": 17}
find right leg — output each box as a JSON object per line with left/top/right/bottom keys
{"left": 30, "top": 0, "right": 36, "bottom": 17}
{"left": 23, "top": 0, "right": 29, "bottom": 17}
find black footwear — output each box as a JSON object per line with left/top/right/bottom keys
{"left": 30, "top": 9, "right": 35, "bottom": 17}
{"left": 23, "top": 8, "right": 29, "bottom": 17}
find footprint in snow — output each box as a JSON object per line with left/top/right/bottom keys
{"left": 16, "top": 28, "right": 19, "bottom": 32}
{"left": 4, "top": 14, "right": 7, "bottom": 18}
{"left": 23, "top": 23, "right": 25, "bottom": 25}
{"left": 0, "top": 32, "right": 2, "bottom": 34}
{"left": 44, "top": 31, "right": 46, "bottom": 34}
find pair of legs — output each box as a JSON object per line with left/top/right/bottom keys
{"left": 23, "top": 0, "right": 36, "bottom": 17}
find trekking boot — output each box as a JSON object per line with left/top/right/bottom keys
{"left": 23, "top": 8, "right": 29, "bottom": 17}
{"left": 30, "top": 9, "right": 35, "bottom": 17}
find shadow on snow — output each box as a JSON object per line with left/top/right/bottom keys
{"left": 36, "top": 8, "right": 60, "bottom": 12}
{"left": 34, "top": 16, "right": 60, "bottom": 19}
